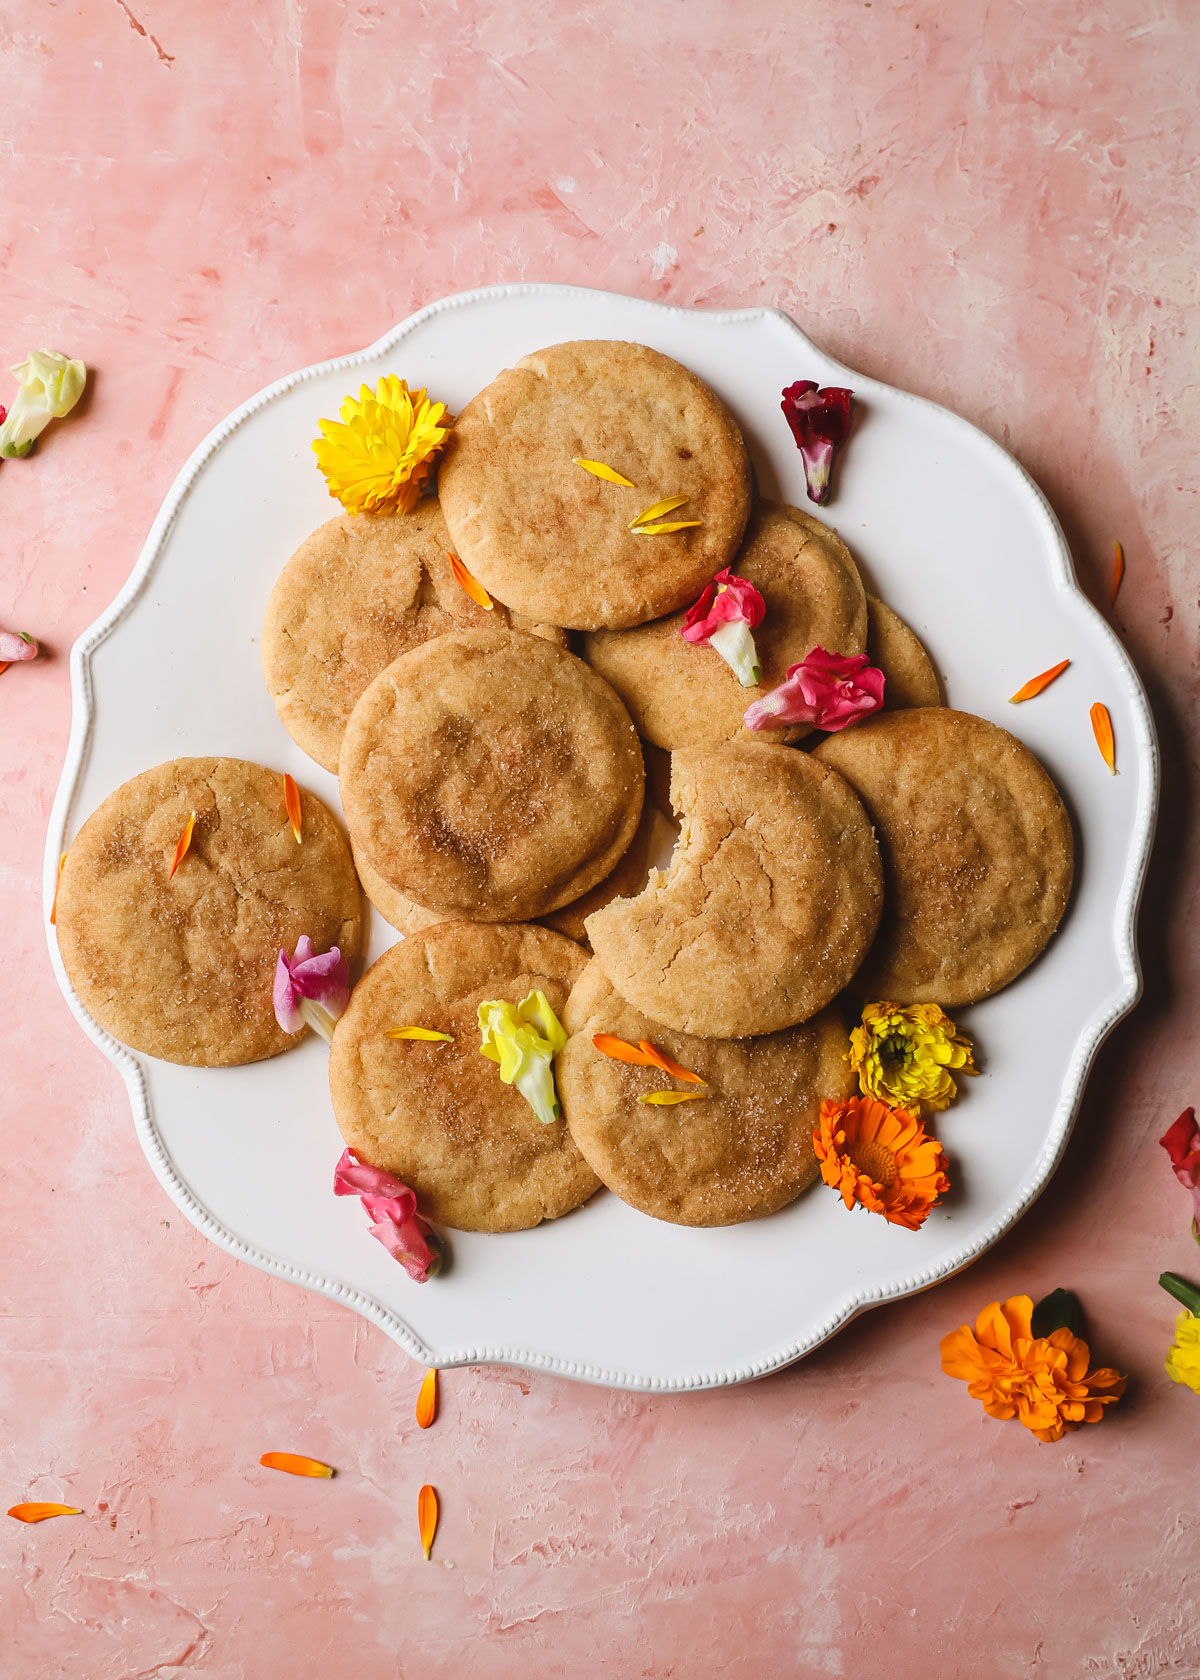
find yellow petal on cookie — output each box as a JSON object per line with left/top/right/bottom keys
{"left": 49, "top": 850, "right": 67, "bottom": 924}
{"left": 260, "top": 1452, "right": 334, "bottom": 1478}
{"left": 573, "top": 457, "right": 636, "bottom": 488}
{"left": 416, "top": 1367, "right": 438, "bottom": 1429}
{"left": 8, "top": 1503, "right": 83, "bottom": 1523}
{"left": 630, "top": 495, "right": 689, "bottom": 529}
{"left": 448, "top": 552, "right": 494, "bottom": 611}
{"left": 283, "top": 773, "right": 303, "bottom": 843}
{"left": 418, "top": 1483, "right": 439, "bottom": 1560}
{"left": 638, "top": 1089, "right": 708, "bottom": 1105}
{"left": 167, "top": 811, "right": 196, "bottom": 880}
{"left": 386, "top": 1026, "right": 455, "bottom": 1042}
{"left": 1090, "top": 701, "right": 1118, "bottom": 774}
{"left": 631, "top": 520, "right": 704, "bottom": 535}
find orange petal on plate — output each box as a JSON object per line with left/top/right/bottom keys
{"left": 1009, "top": 658, "right": 1071, "bottom": 703}
{"left": 8, "top": 1503, "right": 83, "bottom": 1523}
{"left": 572, "top": 457, "right": 635, "bottom": 488}
{"left": 448, "top": 552, "right": 493, "bottom": 611}
{"left": 638, "top": 1090, "right": 708, "bottom": 1105}
{"left": 418, "top": 1483, "right": 438, "bottom": 1559}
{"left": 636, "top": 1040, "right": 706, "bottom": 1085}
{"left": 1110, "top": 540, "right": 1125, "bottom": 606}
{"left": 260, "top": 1452, "right": 334, "bottom": 1478}
{"left": 416, "top": 1367, "right": 438, "bottom": 1429}
{"left": 631, "top": 520, "right": 704, "bottom": 535}
{"left": 1090, "top": 702, "right": 1117, "bottom": 774}
{"left": 168, "top": 811, "right": 197, "bottom": 879}
{"left": 630, "top": 494, "right": 688, "bottom": 528}
{"left": 283, "top": 773, "right": 303, "bottom": 844}
{"left": 49, "top": 851, "right": 67, "bottom": 925}
{"left": 592, "top": 1032, "right": 657, "bottom": 1066}
{"left": 386, "top": 1026, "right": 454, "bottom": 1043}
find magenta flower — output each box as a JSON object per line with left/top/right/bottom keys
{"left": 273, "top": 935, "right": 349, "bottom": 1042}
{"left": 743, "top": 645, "right": 885, "bottom": 733}
{"left": 681, "top": 568, "right": 766, "bottom": 687}
{"left": 333, "top": 1148, "right": 442, "bottom": 1282}
{"left": 1161, "top": 1107, "right": 1200, "bottom": 1239}
{"left": 781, "top": 381, "right": 854, "bottom": 505}
{"left": 0, "top": 628, "right": 38, "bottom": 663}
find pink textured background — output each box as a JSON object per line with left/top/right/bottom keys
{"left": 3, "top": 2, "right": 1198, "bottom": 1673}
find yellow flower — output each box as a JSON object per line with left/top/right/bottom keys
{"left": 849, "top": 1001, "right": 978, "bottom": 1112}
{"left": 312, "top": 376, "right": 451, "bottom": 515}
{"left": 1166, "top": 1311, "right": 1200, "bottom": 1392}
{"left": 478, "top": 990, "right": 566, "bottom": 1125}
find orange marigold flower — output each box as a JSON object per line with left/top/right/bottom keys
{"left": 813, "top": 1095, "right": 948, "bottom": 1231}
{"left": 940, "top": 1295, "right": 1126, "bottom": 1443}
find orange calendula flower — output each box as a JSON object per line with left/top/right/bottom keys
{"left": 940, "top": 1295, "right": 1126, "bottom": 1442}
{"left": 1090, "top": 701, "right": 1117, "bottom": 773}
{"left": 168, "top": 811, "right": 197, "bottom": 879}
{"left": 283, "top": 773, "right": 302, "bottom": 844}
{"left": 416, "top": 1367, "right": 438, "bottom": 1429}
{"left": 813, "top": 1095, "right": 948, "bottom": 1230}
{"left": 418, "top": 1483, "right": 438, "bottom": 1560}
{"left": 448, "top": 552, "right": 493, "bottom": 611}
{"left": 313, "top": 377, "right": 451, "bottom": 516}
{"left": 8, "top": 1502, "right": 83, "bottom": 1523}
{"left": 1009, "top": 658, "right": 1070, "bottom": 704}
{"left": 260, "top": 1452, "right": 334, "bottom": 1478}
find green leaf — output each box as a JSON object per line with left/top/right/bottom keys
{"left": 1031, "top": 1288, "right": 1087, "bottom": 1340}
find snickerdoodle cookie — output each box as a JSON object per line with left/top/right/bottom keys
{"left": 584, "top": 742, "right": 883, "bottom": 1038}
{"left": 813, "top": 709, "right": 1073, "bottom": 1004}
{"left": 328, "top": 922, "right": 598, "bottom": 1232}
{"left": 866, "top": 596, "right": 942, "bottom": 710}
{"left": 438, "top": 340, "right": 752, "bottom": 629}
{"left": 55, "top": 757, "right": 363, "bottom": 1066}
{"left": 583, "top": 502, "right": 868, "bottom": 747}
{"left": 339, "top": 627, "right": 643, "bottom": 922}
{"left": 262, "top": 501, "right": 563, "bottom": 773}
{"left": 558, "top": 962, "right": 854, "bottom": 1226}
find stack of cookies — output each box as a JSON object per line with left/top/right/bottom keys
{"left": 57, "top": 338, "right": 1074, "bottom": 1249}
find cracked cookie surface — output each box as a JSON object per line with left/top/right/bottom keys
{"left": 438, "top": 339, "right": 752, "bottom": 629}
{"left": 261, "top": 500, "right": 563, "bottom": 773}
{"left": 339, "top": 627, "right": 644, "bottom": 922}
{"left": 55, "top": 756, "right": 363, "bottom": 1066}
{"left": 585, "top": 742, "right": 883, "bottom": 1037}
{"left": 329, "top": 921, "right": 598, "bottom": 1232}
{"left": 813, "top": 708, "right": 1073, "bottom": 1003}
{"left": 559, "top": 962, "right": 853, "bottom": 1226}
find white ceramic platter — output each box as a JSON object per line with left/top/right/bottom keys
{"left": 46, "top": 285, "right": 1156, "bottom": 1391}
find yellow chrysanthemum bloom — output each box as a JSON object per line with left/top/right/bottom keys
{"left": 1166, "top": 1311, "right": 1200, "bottom": 1393}
{"left": 312, "top": 376, "right": 451, "bottom": 515}
{"left": 849, "top": 1001, "right": 978, "bottom": 1112}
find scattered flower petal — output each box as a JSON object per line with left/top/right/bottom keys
{"left": 573, "top": 457, "right": 635, "bottom": 488}
{"left": 49, "top": 851, "right": 66, "bottom": 925}
{"left": 781, "top": 381, "right": 853, "bottom": 505}
{"left": 744, "top": 645, "right": 884, "bottom": 733}
{"left": 1111, "top": 540, "right": 1125, "bottom": 607}
{"left": 0, "top": 629, "right": 38, "bottom": 662}
{"left": 636, "top": 1041, "right": 706, "bottom": 1085}
{"left": 0, "top": 351, "right": 87, "bottom": 459}
{"left": 418, "top": 1484, "right": 439, "bottom": 1559}
{"left": 849, "top": 1002, "right": 977, "bottom": 1113}
{"left": 631, "top": 519, "right": 703, "bottom": 534}
{"left": 7, "top": 1503, "right": 83, "bottom": 1523}
{"left": 814, "top": 1095, "right": 948, "bottom": 1230}
{"left": 167, "top": 811, "right": 196, "bottom": 880}
{"left": 478, "top": 990, "right": 567, "bottom": 1125}
{"left": 416, "top": 1367, "right": 438, "bottom": 1429}
{"left": 273, "top": 936, "right": 349, "bottom": 1041}
{"left": 260, "top": 1452, "right": 334, "bottom": 1478}
{"left": 1160, "top": 1108, "right": 1200, "bottom": 1234}
{"left": 312, "top": 377, "right": 451, "bottom": 515}
{"left": 1090, "top": 701, "right": 1117, "bottom": 774}
{"left": 940, "top": 1294, "right": 1126, "bottom": 1442}
{"left": 630, "top": 494, "right": 689, "bottom": 529}
{"left": 448, "top": 551, "right": 493, "bottom": 610}
{"left": 591, "top": 1033, "right": 705, "bottom": 1084}
{"left": 1166, "top": 1311, "right": 1200, "bottom": 1393}
{"left": 283, "top": 773, "right": 303, "bottom": 843}
{"left": 1010, "top": 658, "right": 1070, "bottom": 703}
{"left": 638, "top": 1090, "right": 708, "bottom": 1105}
{"left": 333, "top": 1148, "right": 442, "bottom": 1282}
{"left": 386, "top": 1026, "right": 454, "bottom": 1043}
{"left": 681, "top": 568, "right": 766, "bottom": 687}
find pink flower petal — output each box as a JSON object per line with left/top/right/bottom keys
{"left": 273, "top": 936, "right": 349, "bottom": 1034}
{"left": 332, "top": 1147, "right": 412, "bottom": 1203}
{"left": 334, "top": 1149, "right": 440, "bottom": 1282}
{"left": 366, "top": 1213, "right": 439, "bottom": 1282}
{"left": 1161, "top": 1108, "right": 1200, "bottom": 1222}
{"left": 681, "top": 568, "right": 765, "bottom": 642}
{"left": 781, "top": 382, "right": 854, "bottom": 505}
{"left": 0, "top": 629, "right": 38, "bottom": 662}
{"left": 743, "top": 645, "right": 884, "bottom": 732}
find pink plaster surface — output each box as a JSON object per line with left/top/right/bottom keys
{"left": 2, "top": 1, "right": 1199, "bottom": 1673}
